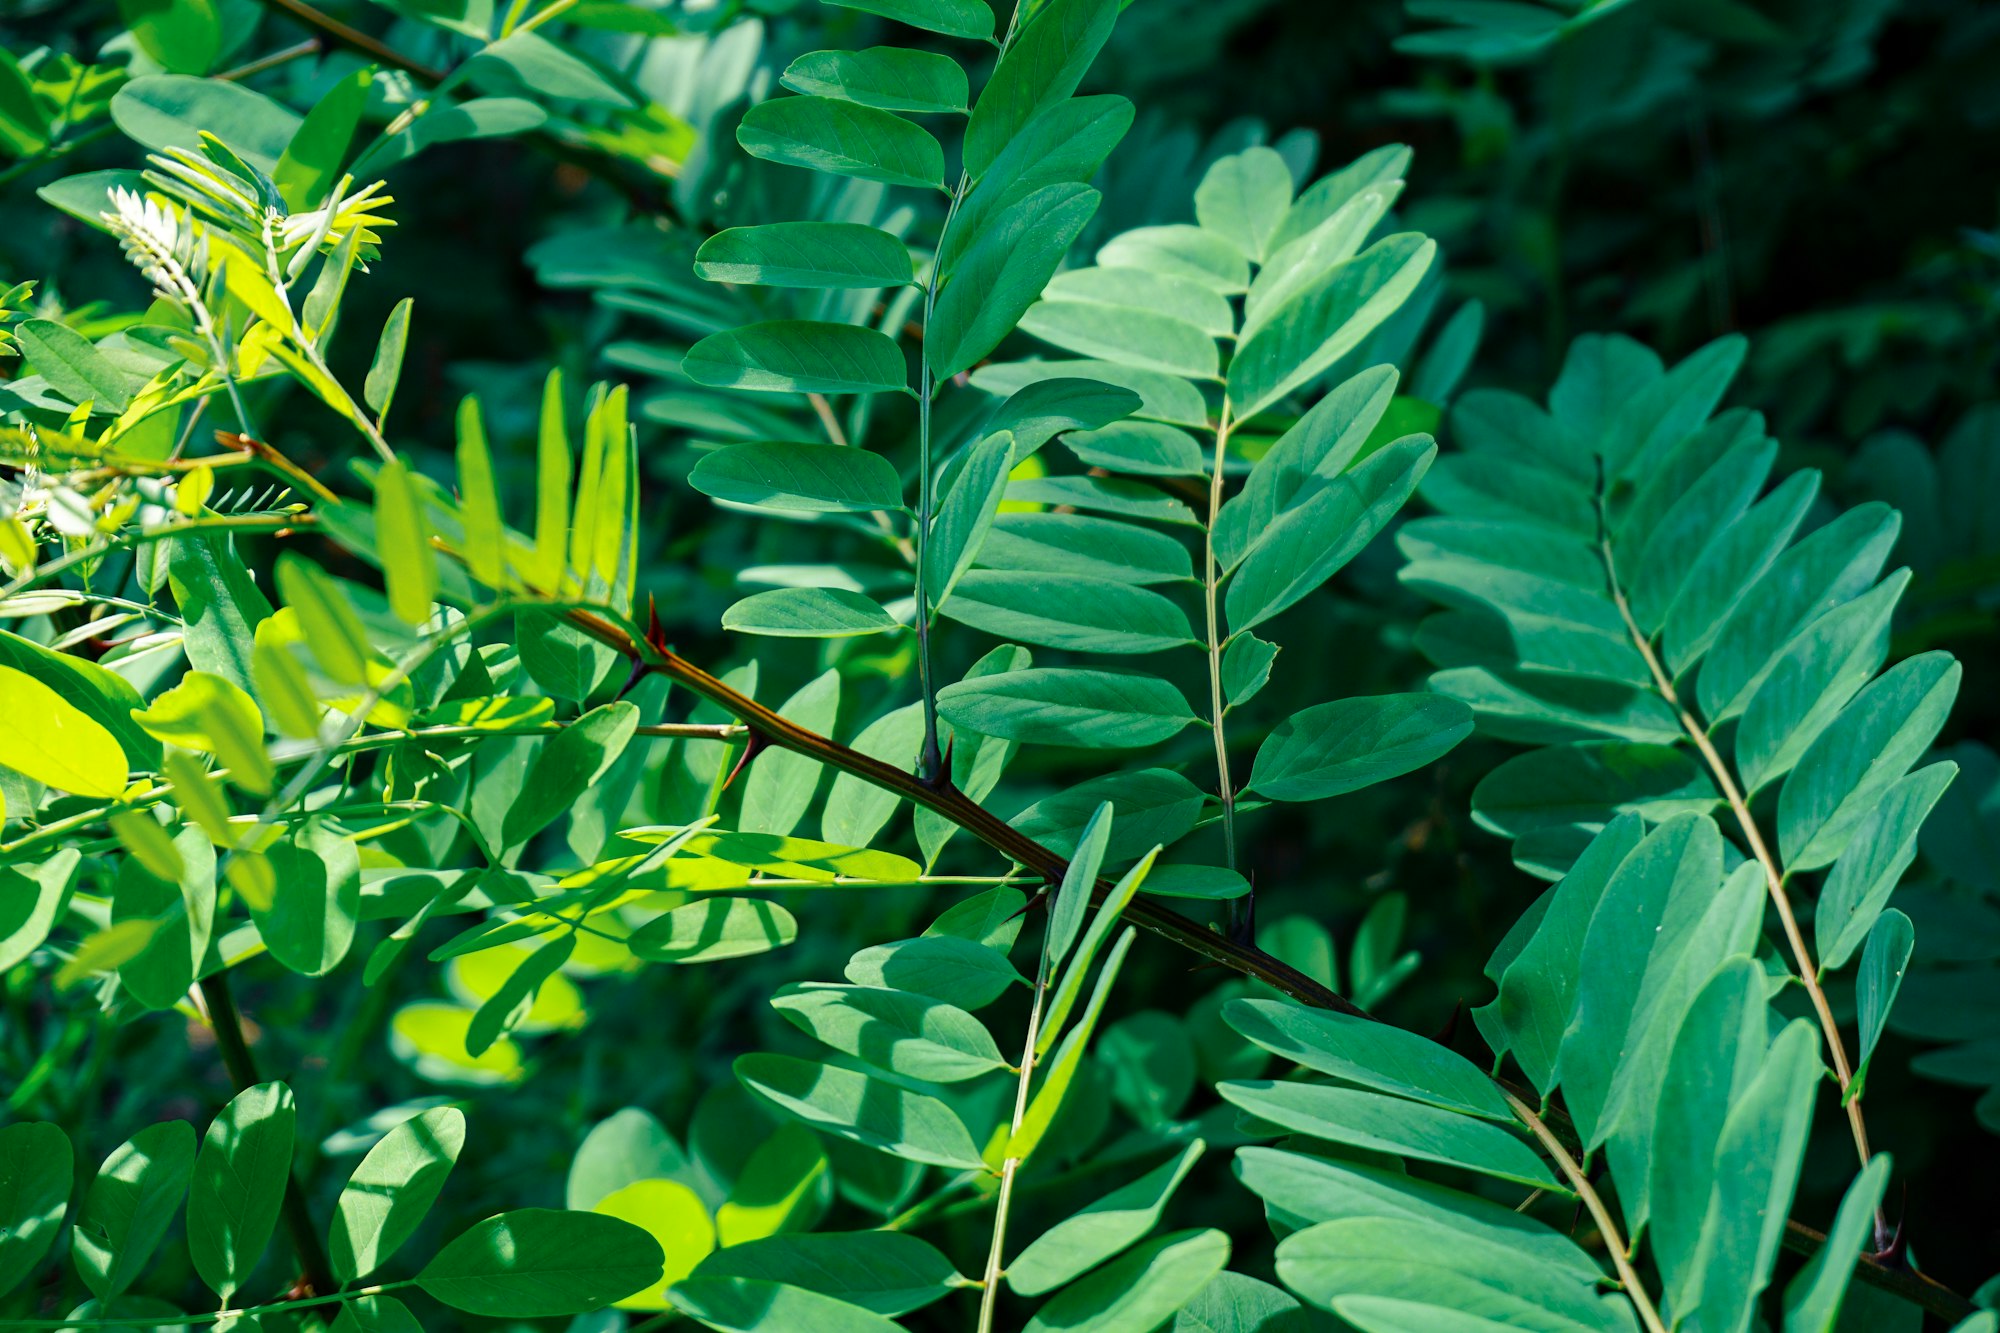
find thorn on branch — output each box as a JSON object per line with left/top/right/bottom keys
{"left": 721, "top": 732, "right": 766, "bottom": 792}
{"left": 616, "top": 656, "right": 652, "bottom": 700}
{"left": 1432, "top": 999, "right": 1465, "bottom": 1048}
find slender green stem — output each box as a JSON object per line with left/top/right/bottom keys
{"left": 913, "top": 175, "right": 969, "bottom": 783}
{"left": 1202, "top": 401, "right": 1239, "bottom": 872}
{"left": 1502, "top": 1088, "right": 1668, "bottom": 1333}
{"left": 1593, "top": 487, "right": 1875, "bottom": 1179}
{"left": 196, "top": 972, "right": 339, "bottom": 1298}
{"left": 3, "top": 1280, "right": 416, "bottom": 1329}
{"left": 978, "top": 940, "right": 1051, "bottom": 1332}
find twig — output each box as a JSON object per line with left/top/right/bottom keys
{"left": 1503, "top": 1087, "right": 1669, "bottom": 1333}
{"left": 1201, "top": 400, "right": 1239, "bottom": 873}
{"left": 1595, "top": 513, "right": 1874, "bottom": 1176}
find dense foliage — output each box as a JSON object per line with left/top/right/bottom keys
{"left": 1, "top": 1, "right": 1996, "bottom": 1331}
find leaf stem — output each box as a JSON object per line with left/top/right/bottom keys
{"left": 1593, "top": 514, "right": 1874, "bottom": 1175}
{"left": 913, "top": 176, "right": 971, "bottom": 784}
{"left": 1202, "top": 400, "right": 1239, "bottom": 872}
{"left": 978, "top": 937, "right": 1052, "bottom": 1332}
{"left": 3, "top": 1280, "right": 416, "bottom": 1329}
{"left": 1501, "top": 1087, "right": 1668, "bottom": 1333}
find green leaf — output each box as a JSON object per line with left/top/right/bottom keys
{"left": 0, "top": 1123, "right": 71, "bottom": 1298}
{"left": 503, "top": 702, "right": 639, "bottom": 848}
{"left": 930, "top": 183, "right": 1101, "bottom": 380}
{"left": 132, "top": 669, "right": 272, "bottom": 795}
{"left": 1011, "top": 769, "right": 1203, "bottom": 861}
{"left": 1477, "top": 815, "right": 1644, "bottom": 1092}
{"left": 1690, "top": 1022, "right": 1822, "bottom": 1333}
{"left": 630, "top": 898, "right": 799, "bottom": 964}
{"left": 1048, "top": 802, "right": 1112, "bottom": 970}
{"left": 114, "top": 0, "right": 219, "bottom": 71}
{"left": 1234, "top": 1148, "right": 1602, "bottom": 1280}
{"left": 1226, "top": 234, "right": 1436, "bottom": 420}
{"left": 1557, "top": 814, "right": 1725, "bottom": 1145}
{"left": 0, "top": 629, "right": 161, "bottom": 771}
{"left": 697, "top": 223, "right": 914, "bottom": 291}
{"left": 734, "top": 1054, "right": 987, "bottom": 1171}
{"left": 568, "top": 1109, "right": 691, "bottom": 1212}
{"left": 984, "top": 377, "right": 1143, "bottom": 454}
{"left": 844, "top": 934, "right": 1023, "bottom": 1009}
{"left": 977, "top": 358, "right": 1209, "bottom": 431}
{"left": 274, "top": 66, "right": 371, "bottom": 208}
{"left": 1470, "top": 741, "right": 1718, "bottom": 840}
{"left": 1216, "top": 364, "right": 1397, "bottom": 565}
{"left": 1276, "top": 1217, "right": 1628, "bottom": 1332}
{"left": 743, "top": 669, "right": 842, "bottom": 838}
{"left": 781, "top": 47, "right": 968, "bottom": 114}
{"left": 684, "top": 321, "right": 907, "bottom": 396}
{"left": 1817, "top": 762, "right": 1956, "bottom": 970}
{"left": 925, "top": 431, "right": 1014, "bottom": 613}
{"left": 1004, "top": 473, "right": 1201, "bottom": 524}
{"left": 1169, "top": 1272, "right": 1311, "bottom": 1333}
{"left": 1020, "top": 301, "right": 1219, "bottom": 379}
{"left": 691, "top": 1231, "right": 964, "bottom": 1316}
{"left": 724, "top": 588, "right": 903, "bottom": 638}
{"left": 692, "top": 441, "right": 905, "bottom": 514}
{"left": 1013, "top": 929, "right": 1134, "bottom": 1159}
{"left": 0, "top": 664, "right": 129, "bottom": 798}
{"left": 17, "top": 319, "right": 132, "bottom": 412}
{"left": 771, "top": 983, "right": 1008, "bottom": 1082}
{"left": 1220, "top": 633, "right": 1283, "bottom": 708}
{"left": 364, "top": 298, "right": 414, "bottom": 424}
{"left": 1734, "top": 572, "right": 1908, "bottom": 793}
{"left": 940, "top": 570, "right": 1196, "bottom": 654}
{"left": 73, "top": 1121, "right": 197, "bottom": 1302}
{"left": 821, "top": 703, "right": 925, "bottom": 848}
{"left": 738, "top": 96, "right": 943, "bottom": 189}
{"left": 1856, "top": 909, "right": 1915, "bottom": 1087}
{"left": 1225, "top": 438, "right": 1435, "bottom": 631}
{"left": 671, "top": 1277, "right": 907, "bottom": 1331}
{"left": 981, "top": 513, "right": 1194, "bottom": 585}
{"left": 1060, "top": 421, "right": 1209, "bottom": 476}
{"left": 467, "top": 30, "right": 636, "bottom": 106}
{"left": 112, "top": 828, "right": 215, "bottom": 1010}
{"left": 937, "top": 667, "right": 1196, "bottom": 748}
{"left": 1099, "top": 225, "right": 1249, "bottom": 294}
{"left": 110, "top": 75, "right": 300, "bottom": 173}
{"left": 1777, "top": 651, "right": 1959, "bottom": 871}
{"left": 331, "top": 1107, "right": 466, "bottom": 1283}
{"left": 1696, "top": 502, "right": 1900, "bottom": 722}
{"left": 417, "top": 1208, "right": 666, "bottom": 1316}
{"left": 188, "top": 1082, "right": 295, "bottom": 1302}
{"left": 1037, "top": 855, "right": 1154, "bottom": 1059}
{"left": 1217, "top": 1080, "right": 1559, "bottom": 1191}
{"left": 963, "top": 0, "right": 1121, "bottom": 178}
{"left": 1195, "top": 147, "right": 1296, "bottom": 261}
{"left": 374, "top": 457, "right": 438, "bottom": 627}
{"left": 1045, "top": 266, "right": 1236, "bottom": 337}
{"left": 1224, "top": 999, "right": 1510, "bottom": 1120}
{"left": 516, "top": 608, "right": 617, "bottom": 701}
{"left": 172, "top": 533, "right": 274, "bottom": 695}
{"left": 332, "top": 1293, "right": 424, "bottom": 1333}
{"left": 257, "top": 818, "right": 361, "bottom": 976}
{"left": 1662, "top": 470, "right": 1819, "bottom": 675}
{"left": 823, "top": 0, "right": 993, "bottom": 39}
{"left": 1782, "top": 1156, "right": 1893, "bottom": 1333}
{"left": 1022, "top": 1228, "right": 1230, "bottom": 1333}
{"left": 1247, "top": 693, "right": 1472, "bottom": 802}
{"left": 1007, "top": 1141, "right": 1205, "bottom": 1295}
{"left": 0, "top": 854, "right": 78, "bottom": 973}
{"left": 591, "top": 1175, "right": 714, "bottom": 1302}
